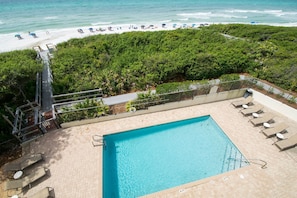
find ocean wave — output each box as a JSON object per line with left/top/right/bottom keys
{"left": 231, "top": 15, "right": 248, "bottom": 19}
{"left": 178, "top": 12, "right": 212, "bottom": 17}
{"left": 178, "top": 13, "right": 210, "bottom": 20}
{"left": 275, "top": 11, "right": 297, "bottom": 17}
{"left": 0, "top": 20, "right": 4, "bottom": 25}
{"left": 225, "top": 9, "right": 284, "bottom": 15}
{"left": 226, "top": 9, "right": 258, "bottom": 13}
{"left": 214, "top": 14, "right": 247, "bottom": 19}
{"left": 91, "top": 22, "right": 112, "bottom": 26}
{"left": 263, "top": 10, "right": 283, "bottom": 14}
{"left": 160, "top": 20, "right": 172, "bottom": 23}
{"left": 177, "top": 12, "right": 248, "bottom": 19}
{"left": 178, "top": 18, "right": 189, "bottom": 21}
{"left": 224, "top": 9, "right": 297, "bottom": 18}
{"left": 222, "top": 9, "right": 297, "bottom": 22}
{"left": 44, "top": 16, "right": 58, "bottom": 20}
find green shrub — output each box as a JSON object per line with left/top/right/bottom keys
{"left": 59, "top": 99, "right": 109, "bottom": 123}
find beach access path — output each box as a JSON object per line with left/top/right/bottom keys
{"left": 40, "top": 51, "right": 53, "bottom": 112}
{"left": 38, "top": 48, "right": 139, "bottom": 113}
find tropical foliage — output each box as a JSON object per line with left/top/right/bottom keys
{"left": 0, "top": 50, "right": 42, "bottom": 148}
{"left": 58, "top": 99, "right": 109, "bottom": 123}
{"left": 207, "top": 24, "right": 297, "bottom": 92}
{"left": 0, "top": 50, "right": 42, "bottom": 103}
{"left": 51, "top": 27, "right": 257, "bottom": 96}
{"left": 126, "top": 91, "right": 164, "bottom": 111}
{"left": 51, "top": 25, "right": 297, "bottom": 96}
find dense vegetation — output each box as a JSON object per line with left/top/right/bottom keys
{"left": 58, "top": 99, "right": 109, "bottom": 123}
{"left": 0, "top": 50, "right": 43, "bottom": 147}
{"left": 51, "top": 24, "right": 297, "bottom": 97}
{"left": 0, "top": 24, "right": 296, "bottom": 147}
{"left": 207, "top": 24, "right": 297, "bottom": 92}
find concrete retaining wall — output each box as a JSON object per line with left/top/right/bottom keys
{"left": 252, "top": 89, "right": 297, "bottom": 122}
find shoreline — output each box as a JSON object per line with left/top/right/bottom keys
{"left": 1, "top": 22, "right": 297, "bottom": 53}
{"left": 0, "top": 23, "right": 177, "bottom": 53}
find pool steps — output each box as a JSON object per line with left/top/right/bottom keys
{"left": 221, "top": 144, "right": 249, "bottom": 172}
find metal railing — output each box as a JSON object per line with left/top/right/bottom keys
{"left": 54, "top": 79, "right": 252, "bottom": 124}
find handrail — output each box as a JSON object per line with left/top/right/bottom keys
{"left": 53, "top": 88, "right": 102, "bottom": 98}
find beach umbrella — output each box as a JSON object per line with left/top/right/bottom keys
{"left": 15, "top": 34, "right": 22, "bottom": 39}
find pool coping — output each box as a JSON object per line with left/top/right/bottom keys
{"left": 141, "top": 165, "right": 253, "bottom": 197}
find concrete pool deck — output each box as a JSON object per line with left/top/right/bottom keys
{"left": 2, "top": 97, "right": 297, "bottom": 198}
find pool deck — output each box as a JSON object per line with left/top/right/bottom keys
{"left": 2, "top": 98, "right": 297, "bottom": 197}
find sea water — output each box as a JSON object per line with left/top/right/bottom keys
{"left": 0, "top": 0, "right": 297, "bottom": 34}
{"left": 103, "top": 116, "right": 249, "bottom": 197}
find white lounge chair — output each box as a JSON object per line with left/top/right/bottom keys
{"left": 232, "top": 96, "right": 253, "bottom": 107}
{"left": 250, "top": 112, "right": 275, "bottom": 126}
{"left": 241, "top": 104, "right": 263, "bottom": 115}
{"left": 28, "top": 187, "right": 54, "bottom": 198}
{"left": 5, "top": 167, "right": 47, "bottom": 190}
{"left": 275, "top": 133, "right": 297, "bottom": 151}
{"left": 261, "top": 122, "right": 289, "bottom": 138}
{"left": 2, "top": 153, "right": 43, "bottom": 172}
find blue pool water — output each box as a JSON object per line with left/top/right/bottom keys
{"left": 103, "top": 115, "right": 249, "bottom": 197}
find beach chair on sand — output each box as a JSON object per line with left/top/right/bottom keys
{"left": 261, "top": 122, "right": 289, "bottom": 138}
{"left": 2, "top": 153, "right": 43, "bottom": 172}
{"left": 77, "top": 28, "right": 84, "bottom": 33}
{"left": 5, "top": 167, "right": 48, "bottom": 190}
{"left": 241, "top": 104, "right": 263, "bottom": 115}
{"left": 232, "top": 96, "right": 253, "bottom": 107}
{"left": 274, "top": 133, "right": 297, "bottom": 151}
{"left": 28, "top": 187, "right": 54, "bottom": 198}
{"left": 250, "top": 112, "right": 275, "bottom": 126}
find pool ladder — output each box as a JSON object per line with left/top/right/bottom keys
{"left": 92, "top": 135, "right": 104, "bottom": 147}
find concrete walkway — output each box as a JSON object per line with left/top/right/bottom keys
{"left": 102, "top": 92, "right": 138, "bottom": 105}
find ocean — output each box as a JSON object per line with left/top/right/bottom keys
{"left": 0, "top": 0, "right": 297, "bottom": 35}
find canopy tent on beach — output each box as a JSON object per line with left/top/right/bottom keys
{"left": 29, "top": 32, "right": 37, "bottom": 38}
{"left": 15, "top": 34, "right": 23, "bottom": 40}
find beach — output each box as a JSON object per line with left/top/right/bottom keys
{"left": 2, "top": 21, "right": 297, "bottom": 53}
{"left": 0, "top": 24, "right": 166, "bottom": 52}
{"left": 0, "top": 24, "right": 181, "bottom": 53}
{"left": 1, "top": 0, "right": 297, "bottom": 53}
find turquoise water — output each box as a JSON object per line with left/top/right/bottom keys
{"left": 103, "top": 115, "right": 249, "bottom": 197}
{"left": 0, "top": 0, "right": 297, "bottom": 34}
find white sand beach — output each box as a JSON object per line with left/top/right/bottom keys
{"left": 2, "top": 22, "right": 297, "bottom": 53}
{"left": 0, "top": 24, "right": 181, "bottom": 53}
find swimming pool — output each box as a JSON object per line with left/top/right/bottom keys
{"left": 103, "top": 115, "right": 249, "bottom": 197}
